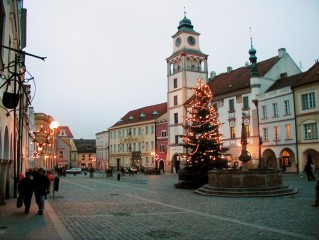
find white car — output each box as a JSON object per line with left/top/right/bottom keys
{"left": 65, "top": 168, "right": 82, "bottom": 174}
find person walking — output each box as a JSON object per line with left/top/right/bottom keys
{"left": 304, "top": 161, "right": 316, "bottom": 181}
{"left": 33, "top": 168, "right": 50, "bottom": 215}
{"left": 18, "top": 172, "right": 34, "bottom": 214}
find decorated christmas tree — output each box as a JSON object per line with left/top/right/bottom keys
{"left": 177, "top": 79, "right": 225, "bottom": 188}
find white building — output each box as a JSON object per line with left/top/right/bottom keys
{"left": 166, "top": 15, "right": 208, "bottom": 173}
{"left": 208, "top": 47, "right": 301, "bottom": 168}
{"left": 258, "top": 73, "right": 302, "bottom": 173}
{"left": 95, "top": 130, "right": 109, "bottom": 170}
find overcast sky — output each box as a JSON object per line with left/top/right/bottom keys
{"left": 23, "top": 0, "right": 319, "bottom": 139}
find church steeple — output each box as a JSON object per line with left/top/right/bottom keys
{"left": 249, "top": 28, "right": 258, "bottom": 77}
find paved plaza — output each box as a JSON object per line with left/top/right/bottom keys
{"left": 0, "top": 172, "right": 318, "bottom": 240}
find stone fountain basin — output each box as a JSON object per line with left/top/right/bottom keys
{"left": 207, "top": 169, "right": 283, "bottom": 188}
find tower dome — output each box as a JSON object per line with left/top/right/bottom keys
{"left": 177, "top": 16, "right": 194, "bottom": 31}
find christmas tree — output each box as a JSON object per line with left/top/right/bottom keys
{"left": 177, "top": 79, "right": 225, "bottom": 188}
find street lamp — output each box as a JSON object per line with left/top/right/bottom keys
{"left": 50, "top": 120, "right": 59, "bottom": 174}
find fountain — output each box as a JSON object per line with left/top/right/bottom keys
{"left": 195, "top": 123, "right": 298, "bottom": 197}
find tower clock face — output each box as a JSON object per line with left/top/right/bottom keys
{"left": 187, "top": 36, "right": 196, "bottom": 46}
{"left": 175, "top": 37, "right": 181, "bottom": 47}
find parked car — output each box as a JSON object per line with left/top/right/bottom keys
{"left": 65, "top": 168, "right": 82, "bottom": 174}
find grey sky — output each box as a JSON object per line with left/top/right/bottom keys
{"left": 23, "top": 0, "right": 319, "bottom": 139}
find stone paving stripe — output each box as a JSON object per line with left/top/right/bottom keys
{"left": 62, "top": 178, "right": 157, "bottom": 194}
{"left": 125, "top": 193, "right": 313, "bottom": 240}
{"left": 46, "top": 201, "right": 74, "bottom": 240}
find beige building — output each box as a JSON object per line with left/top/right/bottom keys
{"left": 292, "top": 62, "right": 319, "bottom": 173}
{"left": 108, "top": 103, "right": 167, "bottom": 172}
{"left": 0, "top": 0, "right": 28, "bottom": 203}
{"left": 33, "top": 113, "right": 55, "bottom": 170}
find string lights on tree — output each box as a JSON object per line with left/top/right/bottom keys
{"left": 181, "top": 78, "right": 224, "bottom": 169}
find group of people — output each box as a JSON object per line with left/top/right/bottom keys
{"left": 18, "top": 168, "right": 52, "bottom": 215}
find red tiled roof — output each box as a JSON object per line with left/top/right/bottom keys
{"left": 267, "top": 72, "right": 303, "bottom": 92}
{"left": 111, "top": 102, "right": 167, "bottom": 127}
{"left": 208, "top": 56, "right": 279, "bottom": 97}
{"left": 292, "top": 62, "right": 319, "bottom": 88}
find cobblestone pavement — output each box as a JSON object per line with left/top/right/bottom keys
{"left": 46, "top": 172, "right": 318, "bottom": 240}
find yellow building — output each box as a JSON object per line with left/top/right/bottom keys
{"left": 108, "top": 103, "right": 167, "bottom": 172}
{"left": 33, "top": 113, "right": 55, "bottom": 170}
{"left": 292, "top": 62, "right": 319, "bottom": 173}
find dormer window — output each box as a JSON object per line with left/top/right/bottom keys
{"left": 129, "top": 116, "right": 134, "bottom": 121}
{"left": 152, "top": 111, "right": 158, "bottom": 116}
{"left": 140, "top": 113, "right": 145, "bottom": 118}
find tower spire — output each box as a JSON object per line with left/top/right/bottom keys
{"left": 249, "top": 27, "right": 258, "bottom": 77}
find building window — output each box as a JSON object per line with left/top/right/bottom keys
{"left": 145, "top": 142, "right": 149, "bottom": 151}
{"left": 284, "top": 100, "right": 291, "bottom": 115}
{"left": 133, "top": 128, "right": 136, "bottom": 136}
{"left": 89, "top": 154, "right": 92, "bottom": 160}
{"left": 133, "top": 143, "right": 136, "bottom": 151}
{"left": 151, "top": 126, "right": 154, "bottom": 134}
{"left": 81, "top": 154, "right": 85, "bottom": 160}
{"left": 263, "top": 128, "right": 268, "bottom": 141}
{"left": 174, "top": 113, "right": 178, "bottom": 124}
{"left": 161, "top": 130, "right": 167, "bottom": 137}
{"left": 304, "top": 123, "right": 318, "bottom": 140}
{"left": 175, "top": 135, "right": 179, "bottom": 144}
{"left": 230, "top": 127, "right": 235, "bottom": 139}
{"left": 243, "top": 96, "right": 249, "bottom": 109}
{"left": 138, "top": 127, "right": 141, "bottom": 135}
{"left": 138, "top": 143, "right": 141, "bottom": 151}
{"left": 151, "top": 141, "right": 154, "bottom": 151}
{"left": 229, "top": 99, "right": 235, "bottom": 112}
{"left": 159, "top": 144, "right": 166, "bottom": 152}
{"left": 274, "top": 126, "right": 280, "bottom": 141}
{"left": 146, "top": 157, "right": 149, "bottom": 164}
{"left": 301, "top": 92, "right": 316, "bottom": 110}
{"left": 145, "top": 126, "right": 149, "bottom": 135}
{"left": 174, "top": 78, "right": 177, "bottom": 88}
{"left": 245, "top": 125, "right": 250, "bottom": 137}
{"left": 59, "top": 151, "right": 64, "bottom": 158}
{"left": 174, "top": 95, "right": 178, "bottom": 106}
{"left": 273, "top": 103, "right": 278, "bottom": 117}
{"left": 285, "top": 124, "right": 292, "bottom": 139}
{"left": 262, "top": 105, "right": 267, "bottom": 119}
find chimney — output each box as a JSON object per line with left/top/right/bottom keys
{"left": 210, "top": 71, "right": 216, "bottom": 79}
{"left": 227, "top": 66, "right": 232, "bottom": 73}
{"left": 245, "top": 62, "right": 249, "bottom": 67}
{"left": 278, "top": 48, "right": 286, "bottom": 58}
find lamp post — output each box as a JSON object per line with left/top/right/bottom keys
{"left": 50, "top": 120, "right": 59, "bottom": 175}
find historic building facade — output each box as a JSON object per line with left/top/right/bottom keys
{"left": 166, "top": 15, "right": 208, "bottom": 173}
{"left": 0, "top": 0, "right": 28, "bottom": 203}
{"left": 108, "top": 103, "right": 167, "bottom": 172}
{"left": 208, "top": 47, "right": 301, "bottom": 169}
{"left": 292, "top": 62, "right": 319, "bottom": 173}
{"left": 95, "top": 130, "right": 109, "bottom": 171}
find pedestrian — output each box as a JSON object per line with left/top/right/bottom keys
{"left": 128, "top": 167, "right": 132, "bottom": 176}
{"left": 33, "top": 168, "right": 50, "bottom": 215}
{"left": 18, "top": 171, "right": 24, "bottom": 182}
{"left": 46, "top": 170, "right": 54, "bottom": 195}
{"left": 304, "top": 161, "right": 316, "bottom": 181}
{"left": 18, "top": 172, "right": 34, "bottom": 214}
{"left": 121, "top": 167, "right": 125, "bottom": 176}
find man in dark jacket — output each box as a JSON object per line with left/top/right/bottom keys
{"left": 18, "top": 172, "right": 34, "bottom": 214}
{"left": 33, "top": 168, "right": 50, "bottom": 215}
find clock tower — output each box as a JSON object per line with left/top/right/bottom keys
{"left": 166, "top": 14, "right": 208, "bottom": 173}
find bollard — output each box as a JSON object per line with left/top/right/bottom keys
{"left": 315, "top": 181, "right": 319, "bottom": 207}
{"left": 117, "top": 173, "right": 120, "bottom": 181}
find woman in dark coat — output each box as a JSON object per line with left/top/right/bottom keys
{"left": 18, "top": 172, "right": 34, "bottom": 214}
